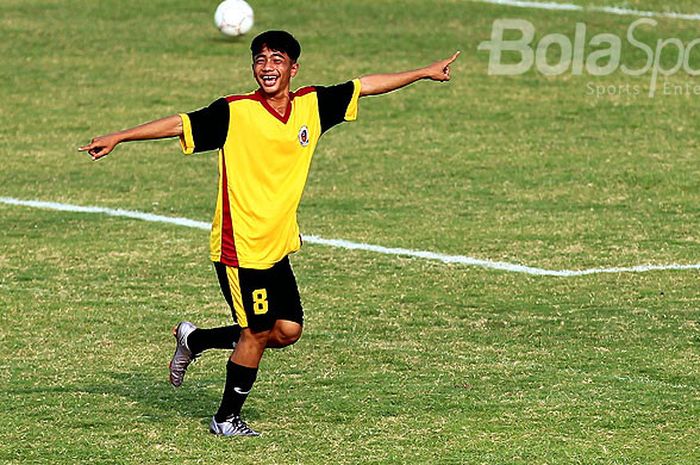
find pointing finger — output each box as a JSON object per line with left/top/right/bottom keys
{"left": 447, "top": 50, "right": 461, "bottom": 65}
{"left": 79, "top": 138, "right": 99, "bottom": 152}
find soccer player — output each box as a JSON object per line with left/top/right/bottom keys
{"left": 79, "top": 30, "right": 459, "bottom": 437}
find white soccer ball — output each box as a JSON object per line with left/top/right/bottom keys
{"left": 214, "top": 0, "right": 254, "bottom": 37}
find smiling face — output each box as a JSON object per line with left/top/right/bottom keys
{"left": 252, "top": 46, "right": 299, "bottom": 98}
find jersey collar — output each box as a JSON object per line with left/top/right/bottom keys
{"left": 254, "top": 89, "right": 293, "bottom": 124}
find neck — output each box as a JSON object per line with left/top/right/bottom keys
{"left": 259, "top": 87, "right": 290, "bottom": 102}
{"left": 258, "top": 87, "right": 291, "bottom": 118}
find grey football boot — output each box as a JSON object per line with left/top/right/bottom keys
{"left": 169, "top": 321, "right": 198, "bottom": 387}
{"left": 209, "top": 415, "right": 260, "bottom": 437}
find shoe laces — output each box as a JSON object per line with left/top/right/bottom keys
{"left": 226, "top": 416, "right": 256, "bottom": 434}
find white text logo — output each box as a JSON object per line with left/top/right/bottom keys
{"left": 477, "top": 18, "right": 700, "bottom": 96}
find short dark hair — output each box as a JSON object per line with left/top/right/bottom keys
{"left": 250, "top": 30, "right": 301, "bottom": 62}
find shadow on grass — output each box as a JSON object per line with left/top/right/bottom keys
{"left": 8, "top": 370, "right": 261, "bottom": 422}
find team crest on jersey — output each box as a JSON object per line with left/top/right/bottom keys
{"left": 298, "top": 125, "right": 310, "bottom": 147}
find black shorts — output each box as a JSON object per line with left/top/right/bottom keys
{"left": 214, "top": 256, "right": 304, "bottom": 332}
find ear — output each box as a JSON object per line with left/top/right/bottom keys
{"left": 290, "top": 62, "right": 300, "bottom": 78}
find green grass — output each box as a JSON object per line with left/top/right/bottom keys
{"left": 1, "top": 0, "right": 699, "bottom": 464}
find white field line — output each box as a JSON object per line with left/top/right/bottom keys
{"left": 2, "top": 196, "right": 699, "bottom": 277}
{"left": 476, "top": 0, "right": 700, "bottom": 21}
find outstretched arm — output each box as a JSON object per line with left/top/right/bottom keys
{"left": 78, "top": 114, "right": 183, "bottom": 161}
{"left": 359, "top": 51, "right": 460, "bottom": 97}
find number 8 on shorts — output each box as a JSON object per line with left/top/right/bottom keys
{"left": 252, "top": 289, "right": 268, "bottom": 315}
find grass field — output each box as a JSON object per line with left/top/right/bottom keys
{"left": 1, "top": 0, "right": 699, "bottom": 464}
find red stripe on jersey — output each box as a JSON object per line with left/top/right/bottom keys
{"left": 293, "top": 86, "right": 316, "bottom": 97}
{"left": 226, "top": 87, "right": 318, "bottom": 124}
{"left": 255, "top": 90, "right": 292, "bottom": 124}
{"left": 219, "top": 149, "right": 239, "bottom": 267}
{"left": 225, "top": 93, "right": 258, "bottom": 103}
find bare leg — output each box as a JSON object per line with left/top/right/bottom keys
{"left": 231, "top": 327, "right": 271, "bottom": 367}
{"left": 266, "top": 320, "right": 303, "bottom": 349}
{"left": 228, "top": 321, "right": 302, "bottom": 364}
{"left": 212, "top": 320, "right": 303, "bottom": 432}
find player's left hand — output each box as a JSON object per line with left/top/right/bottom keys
{"left": 425, "top": 51, "right": 460, "bottom": 82}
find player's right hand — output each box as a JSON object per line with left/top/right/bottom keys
{"left": 78, "top": 134, "right": 119, "bottom": 161}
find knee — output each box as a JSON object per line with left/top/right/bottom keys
{"left": 281, "top": 328, "right": 302, "bottom": 346}
{"left": 276, "top": 324, "right": 302, "bottom": 347}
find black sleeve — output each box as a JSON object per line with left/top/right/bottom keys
{"left": 316, "top": 81, "right": 356, "bottom": 134}
{"left": 187, "top": 98, "right": 230, "bottom": 152}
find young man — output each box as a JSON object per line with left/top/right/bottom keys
{"left": 80, "top": 30, "right": 459, "bottom": 437}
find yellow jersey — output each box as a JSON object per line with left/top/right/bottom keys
{"left": 179, "top": 79, "right": 361, "bottom": 269}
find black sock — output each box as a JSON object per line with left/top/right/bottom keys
{"left": 215, "top": 361, "right": 258, "bottom": 422}
{"left": 187, "top": 325, "right": 241, "bottom": 355}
